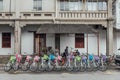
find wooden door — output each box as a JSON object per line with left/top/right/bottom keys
{"left": 35, "top": 34, "right": 46, "bottom": 55}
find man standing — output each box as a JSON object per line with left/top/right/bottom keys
{"left": 63, "top": 46, "right": 69, "bottom": 59}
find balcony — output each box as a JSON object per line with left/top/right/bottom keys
{"left": 58, "top": 11, "right": 108, "bottom": 20}
{"left": 20, "top": 11, "right": 55, "bottom": 20}
{"left": 19, "top": 11, "right": 108, "bottom": 26}
{"left": 20, "top": 11, "right": 108, "bottom": 20}
{"left": 0, "top": 12, "right": 15, "bottom": 20}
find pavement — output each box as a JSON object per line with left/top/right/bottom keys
{"left": 0, "top": 69, "right": 120, "bottom": 80}
{"left": 0, "top": 64, "right": 120, "bottom": 80}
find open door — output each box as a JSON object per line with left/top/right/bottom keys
{"left": 35, "top": 34, "right": 46, "bottom": 55}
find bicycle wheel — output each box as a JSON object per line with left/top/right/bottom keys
{"left": 38, "top": 64, "right": 46, "bottom": 72}
{"left": 99, "top": 63, "right": 108, "bottom": 71}
{"left": 66, "top": 66, "right": 73, "bottom": 72}
{"left": 29, "top": 62, "right": 38, "bottom": 72}
{"left": 46, "top": 65, "right": 53, "bottom": 72}
{"left": 92, "top": 62, "right": 99, "bottom": 72}
{"left": 13, "top": 62, "right": 19, "bottom": 71}
{"left": 86, "top": 63, "right": 93, "bottom": 72}
{"left": 4, "top": 62, "right": 12, "bottom": 72}
{"left": 73, "top": 66, "right": 79, "bottom": 72}
{"left": 80, "top": 62, "right": 86, "bottom": 72}
{"left": 21, "top": 62, "right": 29, "bottom": 71}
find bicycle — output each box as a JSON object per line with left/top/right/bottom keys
{"left": 21, "top": 52, "right": 33, "bottom": 71}
{"left": 4, "top": 53, "right": 16, "bottom": 72}
{"left": 12, "top": 53, "right": 23, "bottom": 71}
{"left": 98, "top": 54, "right": 108, "bottom": 71}
{"left": 29, "top": 54, "right": 40, "bottom": 72}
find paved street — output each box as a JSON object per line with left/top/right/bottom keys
{"left": 0, "top": 68, "right": 120, "bottom": 80}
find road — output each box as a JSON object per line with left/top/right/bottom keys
{"left": 0, "top": 69, "right": 120, "bottom": 80}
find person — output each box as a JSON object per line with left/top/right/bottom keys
{"left": 76, "top": 49, "right": 80, "bottom": 55}
{"left": 65, "top": 46, "right": 69, "bottom": 56}
{"left": 62, "top": 46, "right": 69, "bottom": 60}
{"left": 48, "top": 47, "right": 54, "bottom": 55}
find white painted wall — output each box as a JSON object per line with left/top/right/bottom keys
{"left": 1, "top": 0, "right": 55, "bottom": 12}
{"left": 21, "top": 27, "right": 34, "bottom": 55}
{"left": 60, "top": 32, "right": 107, "bottom": 55}
{"left": 88, "top": 34, "right": 97, "bottom": 55}
{"left": 19, "top": 26, "right": 120, "bottom": 55}
{"left": 42, "top": 0, "right": 54, "bottom": 11}
{"left": 116, "top": 0, "right": 120, "bottom": 29}
{"left": 116, "top": 32, "right": 120, "bottom": 54}
{"left": 99, "top": 31, "right": 106, "bottom": 55}
{"left": 20, "top": 0, "right": 33, "bottom": 11}
{"left": 60, "top": 34, "right": 75, "bottom": 54}
{"left": 3, "top": 0, "right": 15, "bottom": 12}
{"left": 19, "top": 25, "right": 107, "bottom": 55}
{"left": 20, "top": 0, "right": 55, "bottom": 11}
{"left": 0, "top": 26, "right": 14, "bottom": 55}
{"left": 46, "top": 34, "right": 55, "bottom": 49}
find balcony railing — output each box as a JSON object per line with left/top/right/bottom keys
{"left": 20, "top": 11, "right": 55, "bottom": 19}
{"left": 0, "top": 12, "right": 15, "bottom": 19}
{"left": 20, "top": 11, "right": 108, "bottom": 20}
{"left": 58, "top": 11, "right": 108, "bottom": 19}
{"left": 0, "top": 11, "right": 108, "bottom": 21}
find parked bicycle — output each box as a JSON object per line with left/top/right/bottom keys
{"left": 4, "top": 53, "right": 16, "bottom": 72}
{"left": 21, "top": 53, "right": 33, "bottom": 71}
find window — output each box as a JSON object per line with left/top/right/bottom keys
{"left": 60, "top": 0, "right": 69, "bottom": 11}
{"left": 33, "top": 0, "right": 42, "bottom": 11}
{"left": 2, "top": 33, "right": 11, "bottom": 48}
{"left": 86, "top": 0, "right": 107, "bottom": 11}
{"left": 60, "top": 0, "right": 82, "bottom": 11}
{"left": 87, "top": 0, "right": 97, "bottom": 11}
{"left": 98, "top": 0, "right": 107, "bottom": 10}
{"left": 75, "top": 34, "right": 84, "bottom": 48}
{"left": 0, "top": 0, "right": 3, "bottom": 11}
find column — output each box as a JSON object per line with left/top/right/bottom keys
{"left": 106, "top": 0, "right": 113, "bottom": 56}
{"left": 14, "top": 0, "right": 21, "bottom": 54}
{"left": 14, "top": 21, "right": 21, "bottom": 54}
{"left": 106, "top": 21, "right": 113, "bottom": 56}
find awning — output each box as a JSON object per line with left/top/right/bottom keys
{"left": 36, "top": 24, "right": 99, "bottom": 34}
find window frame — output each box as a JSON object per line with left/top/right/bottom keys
{"left": 60, "top": 0, "right": 83, "bottom": 11}
{"left": 75, "top": 33, "right": 84, "bottom": 48}
{"left": 0, "top": 0, "right": 3, "bottom": 11}
{"left": 33, "top": 0, "right": 42, "bottom": 11}
{"left": 86, "top": 0, "right": 107, "bottom": 11}
{"left": 2, "top": 33, "right": 11, "bottom": 48}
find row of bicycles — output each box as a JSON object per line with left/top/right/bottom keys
{"left": 4, "top": 52, "right": 111, "bottom": 72}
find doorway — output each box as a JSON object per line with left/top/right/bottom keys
{"left": 34, "top": 34, "right": 46, "bottom": 55}
{"left": 55, "top": 34, "right": 60, "bottom": 52}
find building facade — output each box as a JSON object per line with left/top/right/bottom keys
{"left": 0, "top": 0, "right": 115, "bottom": 56}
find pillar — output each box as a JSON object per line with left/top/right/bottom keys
{"left": 106, "top": 0, "right": 114, "bottom": 56}
{"left": 106, "top": 21, "right": 113, "bottom": 56}
{"left": 14, "top": 21, "right": 21, "bottom": 54}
